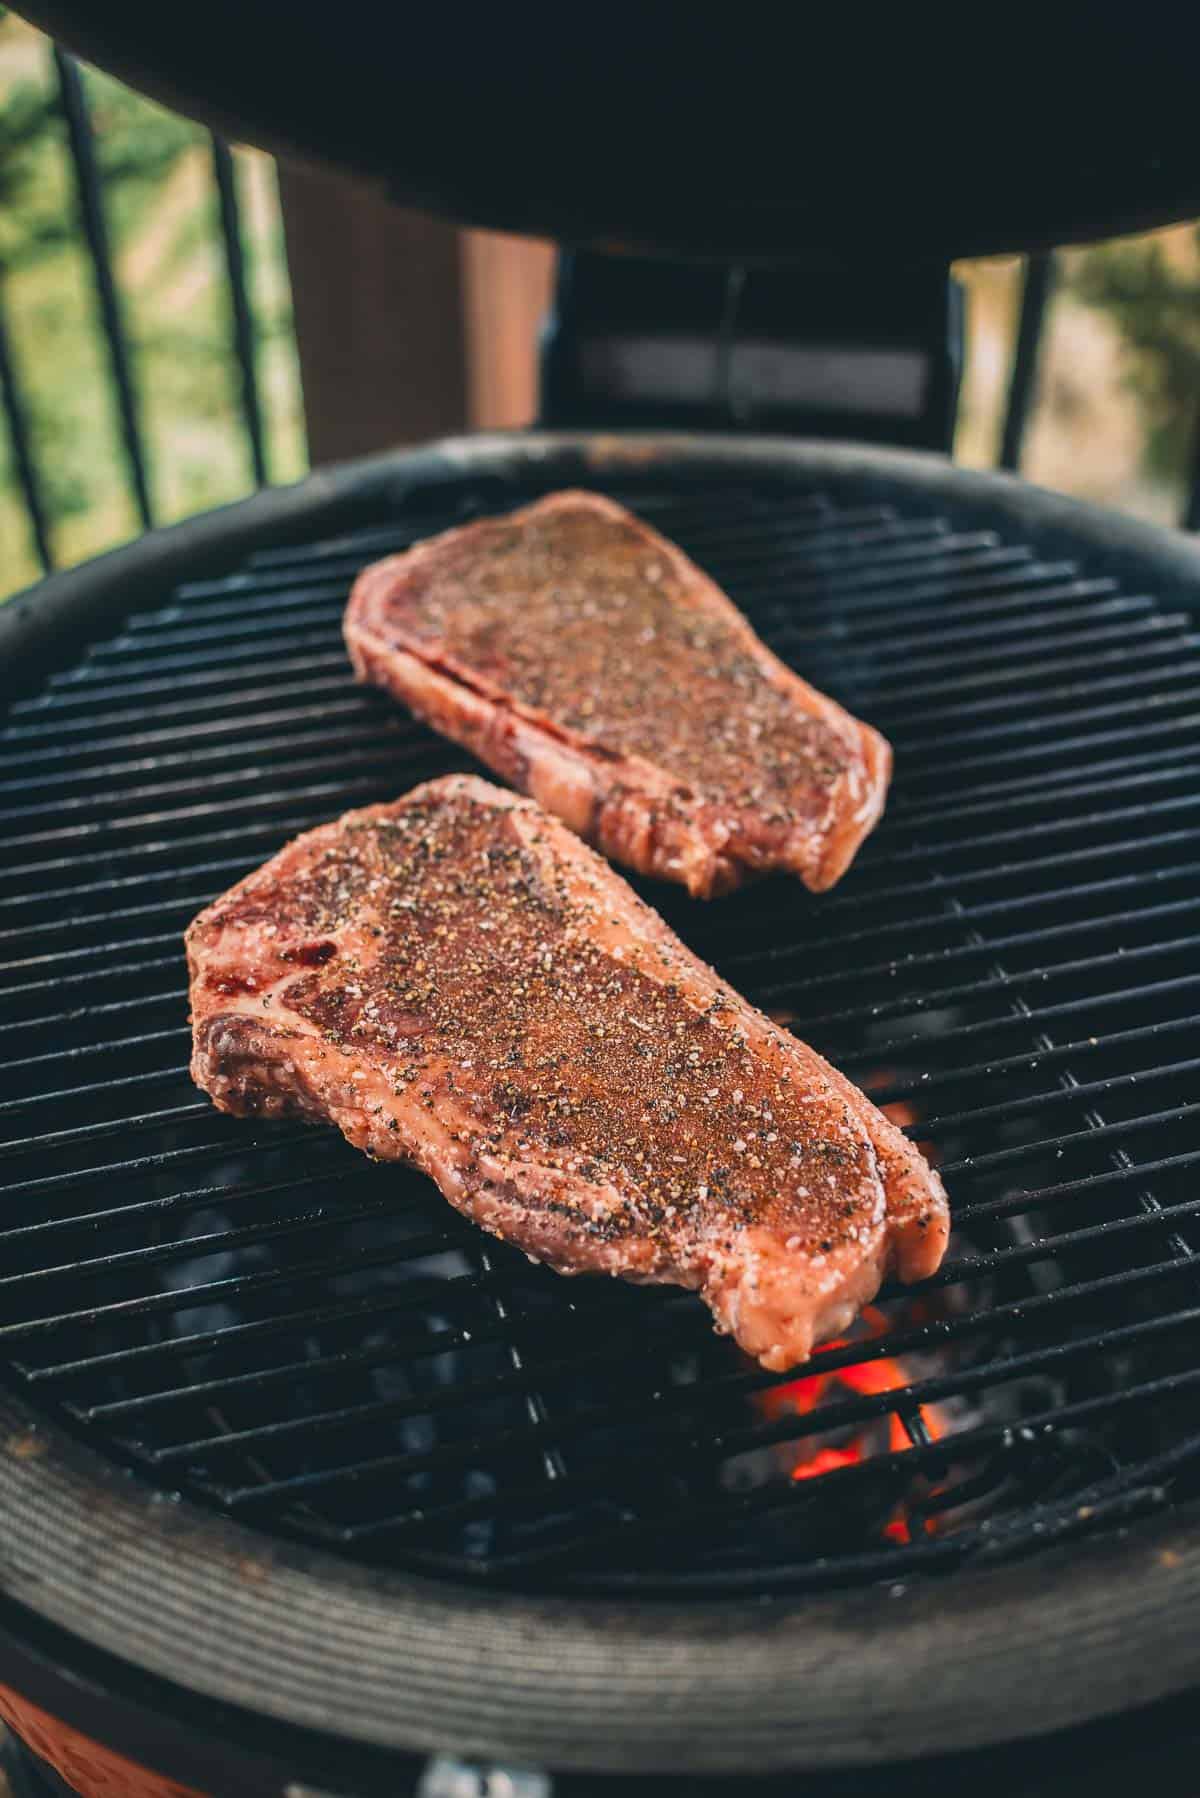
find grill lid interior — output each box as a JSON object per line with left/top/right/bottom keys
{"left": 2, "top": 455, "right": 1199, "bottom": 1601}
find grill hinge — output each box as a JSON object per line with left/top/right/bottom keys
{"left": 539, "top": 250, "right": 962, "bottom": 449}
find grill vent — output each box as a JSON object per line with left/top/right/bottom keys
{"left": 2, "top": 477, "right": 1199, "bottom": 1595}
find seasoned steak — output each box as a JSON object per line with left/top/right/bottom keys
{"left": 187, "top": 776, "right": 947, "bottom": 1371}
{"left": 344, "top": 491, "right": 890, "bottom": 898}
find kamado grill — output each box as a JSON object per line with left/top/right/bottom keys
{"left": 4, "top": 13, "right": 1200, "bottom": 1798}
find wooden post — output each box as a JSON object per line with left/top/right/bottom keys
{"left": 459, "top": 229, "right": 556, "bottom": 431}
{"left": 277, "top": 162, "right": 555, "bottom": 465}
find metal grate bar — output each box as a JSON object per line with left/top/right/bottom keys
{"left": 759, "top": 558, "right": 1095, "bottom": 623}
{"left": 952, "top": 1147, "right": 1200, "bottom": 1227}
{"left": 0, "top": 721, "right": 412, "bottom": 793}
{"left": 8, "top": 1003, "right": 1194, "bottom": 1139}
{"left": 0, "top": 808, "right": 1187, "bottom": 958}
{"left": 793, "top": 933, "right": 1200, "bottom": 1029}
{"left": 0, "top": 934, "right": 179, "bottom": 978}
{"left": 896, "top": 737, "right": 1200, "bottom": 812}
{"left": 153, "top": 504, "right": 903, "bottom": 611}
{"left": 214, "top": 1279, "right": 1200, "bottom": 1512}
{"left": 68, "top": 593, "right": 1166, "bottom": 695}
{"left": 899, "top": 709, "right": 1200, "bottom": 787}
{"left": 483, "top": 1379, "right": 1196, "bottom": 1583}
{"left": 57, "top": 610, "right": 1183, "bottom": 714}
{"left": 4, "top": 744, "right": 1191, "bottom": 888}
{"left": 886, "top": 662, "right": 1200, "bottom": 741}
{"left": 735, "top": 892, "right": 1200, "bottom": 996}
{"left": 914, "top": 1053, "right": 1200, "bottom": 1136}
{"left": 0, "top": 1100, "right": 218, "bottom": 1162}
{"left": 23, "top": 1284, "right": 488, "bottom": 1383}
{"left": 871, "top": 1013, "right": 1200, "bottom": 1106}
{"left": 32, "top": 1247, "right": 1192, "bottom": 1419}
{"left": 240, "top": 490, "right": 827, "bottom": 570}
{"left": 743, "top": 532, "right": 1003, "bottom": 591}
{"left": 1, "top": 958, "right": 182, "bottom": 1009}
{"left": 150, "top": 1281, "right": 1200, "bottom": 1476}
{"left": 863, "top": 629, "right": 1194, "bottom": 708}
{"left": 4, "top": 892, "right": 1194, "bottom": 1044}
{"left": 889, "top": 762, "right": 1200, "bottom": 834}
{"left": 82, "top": 1176, "right": 1200, "bottom": 1428}
{"left": 1, "top": 695, "right": 372, "bottom": 753}
{"left": 0, "top": 1196, "right": 404, "bottom": 1290}
{"left": 0, "top": 1232, "right": 466, "bottom": 1343}
{"left": 65, "top": 637, "right": 349, "bottom": 686}
{"left": 9, "top": 664, "right": 357, "bottom": 721}
{"left": 898, "top": 682, "right": 1200, "bottom": 764}
{"left": 2, "top": 1135, "right": 1196, "bottom": 1361}
{"left": 4, "top": 674, "right": 368, "bottom": 736}
{"left": 4, "top": 525, "right": 1036, "bottom": 686}
{"left": 935, "top": 1102, "right": 1200, "bottom": 1179}
{"left": 839, "top": 969, "right": 1200, "bottom": 1070}
{"left": 0, "top": 1166, "right": 355, "bottom": 1246}
{"left": 4, "top": 712, "right": 1194, "bottom": 823}
{"left": 0, "top": 1028, "right": 188, "bottom": 1086}
{"left": 0, "top": 741, "right": 443, "bottom": 834}
{"left": 742, "top": 847, "right": 1198, "bottom": 944}
{"left": 0, "top": 1126, "right": 314, "bottom": 1204}
{"left": 11, "top": 664, "right": 1198, "bottom": 785}
{"left": 781, "top": 598, "right": 1169, "bottom": 669}
{"left": 7, "top": 843, "right": 1193, "bottom": 1003}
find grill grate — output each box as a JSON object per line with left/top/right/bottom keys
{"left": 3, "top": 473, "right": 1200, "bottom": 1595}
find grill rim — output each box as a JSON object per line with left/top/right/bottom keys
{"left": 7, "top": 427, "right": 1200, "bottom": 689}
{"left": 2, "top": 1376, "right": 1199, "bottom": 1776}
{"left": 4, "top": 429, "right": 1200, "bottom": 1775}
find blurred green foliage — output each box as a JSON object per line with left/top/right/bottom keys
{"left": 0, "top": 12, "right": 306, "bottom": 596}
{"left": 1067, "top": 231, "right": 1200, "bottom": 487}
{"left": 2, "top": 10, "right": 1197, "bottom": 597}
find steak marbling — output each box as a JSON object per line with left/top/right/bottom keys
{"left": 187, "top": 776, "right": 947, "bottom": 1371}
{"left": 344, "top": 491, "right": 891, "bottom": 898}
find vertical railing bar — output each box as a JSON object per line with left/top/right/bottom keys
{"left": 0, "top": 271, "right": 54, "bottom": 575}
{"left": 52, "top": 47, "right": 153, "bottom": 531}
{"left": 1184, "top": 409, "right": 1200, "bottom": 534}
{"left": 210, "top": 135, "right": 269, "bottom": 488}
{"left": 998, "top": 252, "right": 1055, "bottom": 474}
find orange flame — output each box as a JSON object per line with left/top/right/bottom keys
{"left": 760, "top": 1305, "right": 950, "bottom": 1544}
{"left": 748, "top": 1062, "right": 949, "bottom": 1542}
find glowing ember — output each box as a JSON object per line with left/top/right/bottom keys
{"left": 873, "top": 1086, "right": 940, "bottom": 1169}
{"left": 759, "top": 1305, "right": 951, "bottom": 1544}
{"left": 744, "top": 1062, "right": 951, "bottom": 1542}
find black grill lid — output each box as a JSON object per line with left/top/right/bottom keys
{"left": 3, "top": 434, "right": 1200, "bottom": 1776}
{"left": 13, "top": 7, "right": 1200, "bottom": 262}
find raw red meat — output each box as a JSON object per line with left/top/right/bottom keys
{"left": 187, "top": 776, "right": 948, "bottom": 1371}
{"left": 344, "top": 491, "right": 890, "bottom": 898}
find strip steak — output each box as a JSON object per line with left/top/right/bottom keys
{"left": 344, "top": 491, "right": 891, "bottom": 898}
{"left": 187, "top": 776, "right": 948, "bottom": 1371}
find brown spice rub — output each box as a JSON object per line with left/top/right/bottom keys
{"left": 344, "top": 492, "right": 891, "bottom": 898}
{"left": 187, "top": 776, "right": 947, "bottom": 1371}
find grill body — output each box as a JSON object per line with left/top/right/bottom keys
{"left": 3, "top": 432, "right": 1200, "bottom": 1786}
